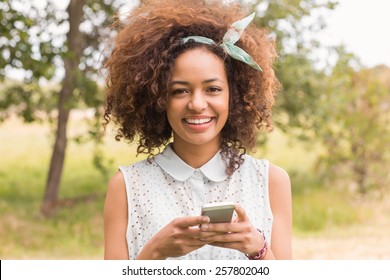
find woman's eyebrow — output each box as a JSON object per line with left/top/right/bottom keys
{"left": 170, "top": 78, "right": 224, "bottom": 86}
{"left": 202, "top": 78, "right": 225, "bottom": 84}
{"left": 170, "top": 80, "right": 190, "bottom": 86}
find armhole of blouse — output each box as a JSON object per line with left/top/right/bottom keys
{"left": 118, "top": 166, "right": 131, "bottom": 258}
{"left": 262, "top": 159, "right": 273, "bottom": 245}
{"left": 118, "top": 166, "right": 130, "bottom": 207}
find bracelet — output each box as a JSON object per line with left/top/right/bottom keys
{"left": 245, "top": 229, "right": 268, "bottom": 260}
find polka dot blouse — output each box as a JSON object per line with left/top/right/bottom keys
{"left": 119, "top": 144, "right": 273, "bottom": 260}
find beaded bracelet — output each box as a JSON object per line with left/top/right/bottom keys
{"left": 245, "top": 230, "right": 268, "bottom": 260}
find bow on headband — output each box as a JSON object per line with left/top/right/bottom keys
{"left": 182, "top": 13, "right": 262, "bottom": 72}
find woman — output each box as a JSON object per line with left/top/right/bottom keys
{"left": 103, "top": 0, "right": 292, "bottom": 260}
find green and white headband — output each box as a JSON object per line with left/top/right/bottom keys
{"left": 182, "top": 12, "right": 262, "bottom": 72}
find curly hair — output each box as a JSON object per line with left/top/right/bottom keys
{"left": 103, "top": 0, "right": 280, "bottom": 175}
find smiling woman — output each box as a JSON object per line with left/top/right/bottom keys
{"left": 166, "top": 48, "right": 229, "bottom": 167}
{"left": 102, "top": 0, "right": 292, "bottom": 260}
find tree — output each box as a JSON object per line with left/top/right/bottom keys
{"left": 41, "top": 0, "right": 87, "bottom": 217}
{"left": 0, "top": 0, "right": 128, "bottom": 217}
{"left": 245, "top": 0, "right": 337, "bottom": 135}
{"left": 314, "top": 49, "right": 390, "bottom": 194}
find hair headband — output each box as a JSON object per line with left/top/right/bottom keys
{"left": 182, "top": 13, "right": 262, "bottom": 72}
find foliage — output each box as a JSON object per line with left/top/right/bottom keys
{"left": 251, "top": 0, "right": 337, "bottom": 53}
{"left": 248, "top": 0, "right": 338, "bottom": 138}
{"left": 0, "top": 0, "right": 59, "bottom": 81}
{"left": 0, "top": 81, "right": 58, "bottom": 123}
{"left": 0, "top": 0, "right": 123, "bottom": 117}
{"left": 314, "top": 49, "right": 390, "bottom": 194}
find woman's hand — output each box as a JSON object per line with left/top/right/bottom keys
{"left": 137, "top": 216, "right": 210, "bottom": 260}
{"left": 198, "top": 204, "right": 266, "bottom": 257}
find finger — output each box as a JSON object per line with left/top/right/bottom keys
{"left": 234, "top": 204, "right": 249, "bottom": 222}
{"left": 186, "top": 237, "right": 210, "bottom": 247}
{"left": 201, "top": 232, "right": 244, "bottom": 243}
{"left": 186, "top": 225, "right": 211, "bottom": 239}
{"left": 198, "top": 231, "right": 225, "bottom": 239}
{"left": 176, "top": 216, "right": 210, "bottom": 229}
{"left": 200, "top": 221, "right": 242, "bottom": 233}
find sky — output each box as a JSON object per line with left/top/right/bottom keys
{"left": 316, "top": 0, "right": 390, "bottom": 68}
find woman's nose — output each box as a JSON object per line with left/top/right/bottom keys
{"left": 188, "top": 91, "right": 207, "bottom": 112}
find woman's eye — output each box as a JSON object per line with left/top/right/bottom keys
{"left": 171, "top": 88, "right": 188, "bottom": 95}
{"left": 207, "top": 87, "right": 221, "bottom": 94}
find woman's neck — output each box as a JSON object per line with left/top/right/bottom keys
{"left": 171, "top": 141, "right": 220, "bottom": 169}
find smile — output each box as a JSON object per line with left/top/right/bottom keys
{"left": 184, "top": 118, "right": 213, "bottom": 125}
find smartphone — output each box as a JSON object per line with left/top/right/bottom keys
{"left": 201, "top": 202, "right": 235, "bottom": 223}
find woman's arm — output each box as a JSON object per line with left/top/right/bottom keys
{"left": 104, "top": 171, "right": 129, "bottom": 259}
{"left": 268, "top": 163, "right": 292, "bottom": 259}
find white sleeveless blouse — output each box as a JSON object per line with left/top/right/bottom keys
{"left": 119, "top": 144, "right": 273, "bottom": 260}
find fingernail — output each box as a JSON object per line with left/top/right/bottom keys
{"left": 200, "top": 224, "right": 208, "bottom": 231}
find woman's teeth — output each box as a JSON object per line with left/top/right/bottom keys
{"left": 185, "top": 118, "right": 212, "bottom": 124}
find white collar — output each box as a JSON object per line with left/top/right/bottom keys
{"left": 154, "top": 144, "right": 228, "bottom": 182}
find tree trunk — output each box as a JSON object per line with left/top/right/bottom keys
{"left": 351, "top": 141, "right": 368, "bottom": 195}
{"left": 41, "top": 0, "right": 87, "bottom": 217}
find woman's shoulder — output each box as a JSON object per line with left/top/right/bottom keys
{"left": 267, "top": 162, "right": 291, "bottom": 197}
{"left": 105, "top": 170, "right": 127, "bottom": 209}
{"left": 268, "top": 163, "right": 290, "bottom": 182}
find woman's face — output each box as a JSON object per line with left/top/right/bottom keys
{"left": 167, "top": 48, "right": 229, "bottom": 150}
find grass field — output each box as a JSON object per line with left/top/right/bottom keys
{"left": 1, "top": 112, "right": 388, "bottom": 259}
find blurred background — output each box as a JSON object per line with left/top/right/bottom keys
{"left": 0, "top": 0, "right": 389, "bottom": 259}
